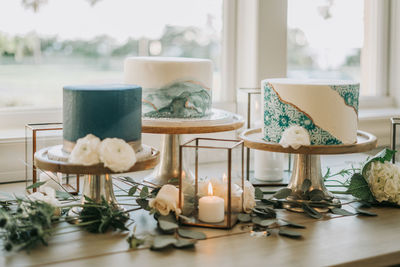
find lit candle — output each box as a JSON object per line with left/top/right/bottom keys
{"left": 198, "top": 182, "right": 225, "bottom": 223}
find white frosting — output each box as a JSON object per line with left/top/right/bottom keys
{"left": 124, "top": 57, "right": 213, "bottom": 89}
{"left": 263, "top": 78, "right": 359, "bottom": 145}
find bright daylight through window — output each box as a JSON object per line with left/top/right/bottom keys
{"left": 287, "top": 0, "right": 367, "bottom": 94}
{"left": 0, "top": 0, "right": 222, "bottom": 109}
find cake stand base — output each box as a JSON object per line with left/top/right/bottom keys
{"left": 82, "top": 174, "right": 117, "bottom": 205}
{"left": 283, "top": 154, "right": 339, "bottom": 212}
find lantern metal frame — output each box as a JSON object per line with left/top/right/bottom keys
{"left": 237, "top": 87, "right": 292, "bottom": 186}
{"left": 391, "top": 117, "right": 400, "bottom": 163}
{"left": 25, "top": 123, "right": 80, "bottom": 194}
{"left": 178, "top": 137, "right": 244, "bottom": 229}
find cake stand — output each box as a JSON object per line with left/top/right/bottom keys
{"left": 142, "top": 109, "right": 244, "bottom": 186}
{"left": 34, "top": 144, "right": 160, "bottom": 206}
{"left": 240, "top": 128, "right": 377, "bottom": 211}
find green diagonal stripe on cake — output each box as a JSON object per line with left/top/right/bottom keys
{"left": 263, "top": 82, "right": 342, "bottom": 145}
{"left": 330, "top": 84, "right": 360, "bottom": 112}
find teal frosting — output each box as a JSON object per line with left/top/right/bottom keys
{"left": 330, "top": 84, "right": 360, "bottom": 112}
{"left": 142, "top": 81, "right": 211, "bottom": 118}
{"left": 263, "top": 82, "right": 342, "bottom": 145}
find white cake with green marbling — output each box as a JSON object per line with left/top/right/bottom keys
{"left": 124, "top": 57, "right": 213, "bottom": 119}
{"left": 262, "top": 79, "right": 360, "bottom": 146}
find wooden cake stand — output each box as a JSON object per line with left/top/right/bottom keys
{"left": 34, "top": 144, "right": 160, "bottom": 205}
{"left": 142, "top": 109, "right": 244, "bottom": 186}
{"left": 240, "top": 128, "right": 377, "bottom": 211}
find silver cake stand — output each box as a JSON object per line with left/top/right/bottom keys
{"left": 34, "top": 144, "right": 160, "bottom": 205}
{"left": 240, "top": 128, "right": 377, "bottom": 212}
{"left": 142, "top": 109, "right": 245, "bottom": 186}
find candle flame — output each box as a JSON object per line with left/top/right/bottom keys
{"left": 222, "top": 173, "right": 227, "bottom": 183}
{"left": 208, "top": 182, "right": 213, "bottom": 196}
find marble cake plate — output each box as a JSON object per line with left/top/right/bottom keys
{"left": 142, "top": 108, "right": 244, "bottom": 134}
{"left": 34, "top": 144, "right": 160, "bottom": 175}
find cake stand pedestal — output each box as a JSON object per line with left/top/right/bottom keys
{"left": 34, "top": 144, "right": 160, "bottom": 206}
{"left": 240, "top": 129, "right": 377, "bottom": 211}
{"left": 142, "top": 109, "right": 244, "bottom": 186}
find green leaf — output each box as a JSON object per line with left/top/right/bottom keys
{"left": 168, "top": 178, "right": 179, "bottom": 184}
{"left": 178, "top": 214, "right": 195, "bottom": 223}
{"left": 279, "top": 219, "right": 306, "bottom": 229}
{"left": 128, "top": 186, "right": 138, "bottom": 196}
{"left": 136, "top": 199, "right": 150, "bottom": 211}
{"left": 302, "top": 203, "right": 322, "bottom": 219}
{"left": 346, "top": 173, "right": 375, "bottom": 203}
{"left": 151, "top": 236, "right": 177, "bottom": 250}
{"left": 362, "top": 148, "right": 396, "bottom": 177}
{"left": 252, "top": 217, "right": 277, "bottom": 227}
{"left": 356, "top": 208, "right": 377, "bottom": 216}
{"left": 237, "top": 213, "right": 252, "bottom": 223}
{"left": 124, "top": 176, "right": 135, "bottom": 184}
{"left": 330, "top": 208, "right": 354, "bottom": 216}
{"left": 309, "top": 189, "right": 324, "bottom": 202}
{"left": 158, "top": 214, "right": 179, "bottom": 232}
{"left": 255, "top": 187, "right": 264, "bottom": 200}
{"left": 177, "top": 229, "right": 206, "bottom": 240}
{"left": 278, "top": 229, "right": 302, "bottom": 238}
{"left": 252, "top": 207, "right": 276, "bottom": 218}
{"left": 301, "top": 179, "right": 312, "bottom": 193}
{"left": 173, "top": 238, "right": 197, "bottom": 249}
{"left": 127, "top": 235, "right": 145, "bottom": 249}
{"left": 55, "top": 191, "right": 72, "bottom": 200}
{"left": 140, "top": 186, "right": 149, "bottom": 199}
{"left": 272, "top": 188, "right": 292, "bottom": 199}
{"left": 26, "top": 181, "right": 46, "bottom": 190}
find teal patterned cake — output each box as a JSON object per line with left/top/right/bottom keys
{"left": 63, "top": 84, "right": 142, "bottom": 152}
{"left": 262, "top": 79, "right": 359, "bottom": 146}
{"left": 124, "top": 57, "right": 212, "bottom": 119}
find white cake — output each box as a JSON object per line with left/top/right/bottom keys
{"left": 124, "top": 57, "right": 213, "bottom": 119}
{"left": 262, "top": 79, "right": 360, "bottom": 146}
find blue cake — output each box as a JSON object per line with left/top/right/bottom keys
{"left": 63, "top": 84, "right": 142, "bottom": 152}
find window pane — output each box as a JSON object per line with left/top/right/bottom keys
{"left": 0, "top": 0, "right": 222, "bottom": 108}
{"left": 287, "top": 0, "right": 365, "bottom": 93}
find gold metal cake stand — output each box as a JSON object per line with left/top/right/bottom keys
{"left": 34, "top": 144, "right": 160, "bottom": 205}
{"left": 142, "top": 109, "right": 244, "bottom": 186}
{"left": 240, "top": 129, "right": 377, "bottom": 211}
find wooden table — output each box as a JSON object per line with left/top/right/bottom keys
{"left": 2, "top": 156, "right": 400, "bottom": 267}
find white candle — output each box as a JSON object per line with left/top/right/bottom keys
{"left": 254, "top": 151, "right": 284, "bottom": 181}
{"left": 198, "top": 182, "right": 224, "bottom": 223}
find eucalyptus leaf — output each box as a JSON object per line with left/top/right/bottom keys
{"left": 279, "top": 219, "right": 306, "bottom": 229}
{"left": 26, "top": 181, "right": 46, "bottom": 190}
{"left": 309, "top": 189, "right": 324, "bottom": 202}
{"left": 173, "top": 238, "right": 197, "bottom": 249}
{"left": 55, "top": 191, "right": 72, "bottom": 200}
{"left": 330, "top": 208, "right": 354, "bottom": 216}
{"left": 177, "top": 229, "right": 206, "bottom": 240}
{"left": 136, "top": 198, "right": 150, "bottom": 211}
{"left": 158, "top": 214, "right": 179, "bottom": 232}
{"left": 252, "top": 217, "right": 277, "bottom": 227}
{"left": 151, "top": 236, "right": 177, "bottom": 250}
{"left": 301, "top": 179, "right": 312, "bottom": 193}
{"left": 278, "top": 229, "right": 302, "bottom": 238}
{"left": 272, "top": 188, "right": 292, "bottom": 199}
{"left": 123, "top": 176, "right": 135, "bottom": 184}
{"left": 128, "top": 186, "right": 138, "bottom": 196}
{"left": 237, "top": 213, "right": 252, "bottom": 223}
{"left": 302, "top": 203, "right": 322, "bottom": 219}
{"left": 252, "top": 207, "right": 276, "bottom": 218}
{"left": 255, "top": 187, "right": 264, "bottom": 200}
{"left": 140, "top": 186, "right": 149, "bottom": 199}
{"left": 178, "top": 214, "right": 195, "bottom": 223}
{"left": 356, "top": 208, "right": 377, "bottom": 216}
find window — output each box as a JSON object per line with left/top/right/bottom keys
{"left": 0, "top": 0, "right": 223, "bottom": 109}
{"left": 287, "top": 0, "right": 366, "bottom": 93}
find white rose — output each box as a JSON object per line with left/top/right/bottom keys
{"left": 243, "top": 181, "right": 256, "bottom": 213}
{"left": 279, "top": 125, "right": 310, "bottom": 149}
{"left": 28, "top": 187, "right": 61, "bottom": 215}
{"left": 149, "top": 184, "right": 181, "bottom": 216}
{"left": 99, "top": 138, "right": 137, "bottom": 172}
{"left": 69, "top": 134, "right": 101, "bottom": 165}
{"left": 39, "top": 171, "right": 63, "bottom": 191}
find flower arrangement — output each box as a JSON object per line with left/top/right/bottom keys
{"left": 69, "top": 134, "right": 137, "bottom": 172}
{"left": 279, "top": 125, "right": 310, "bottom": 149}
